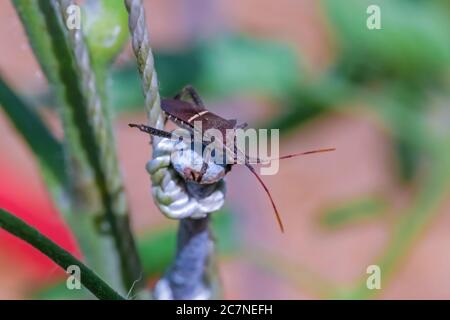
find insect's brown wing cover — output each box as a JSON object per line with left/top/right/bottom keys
{"left": 161, "top": 98, "right": 236, "bottom": 136}
{"left": 201, "top": 113, "right": 233, "bottom": 134}
{"left": 162, "top": 98, "right": 238, "bottom": 162}
{"left": 197, "top": 112, "right": 239, "bottom": 165}
{"left": 161, "top": 99, "right": 205, "bottom": 124}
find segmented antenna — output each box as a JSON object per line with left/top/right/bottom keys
{"left": 243, "top": 148, "right": 335, "bottom": 232}
{"left": 129, "top": 123, "right": 173, "bottom": 139}
{"left": 245, "top": 163, "right": 285, "bottom": 233}
{"left": 277, "top": 148, "right": 335, "bottom": 160}
{"left": 247, "top": 147, "right": 336, "bottom": 164}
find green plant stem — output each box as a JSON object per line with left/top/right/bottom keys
{"left": 0, "top": 208, "right": 124, "bottom": 300}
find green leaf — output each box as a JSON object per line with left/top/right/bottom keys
{"left": 322, "top": 0, "right": 450, "bottom": 82}
{"left": 197, "top": 35, "right": 302, "bottom": 99}
{"left": 319, "top": 196, "right": 386, "bottom": 229}
{"left": 0, "top": 77, "right": 66, "bottom": 197}
{"left": 107, "top": 35, "right": 303, "bottom": 112}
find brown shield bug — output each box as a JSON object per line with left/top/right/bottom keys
{"left": 130, "top": 85, "right": 334, "bottom": 232}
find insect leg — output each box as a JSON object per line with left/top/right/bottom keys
{"left": 197, "top": 143, "right": 214, "bottom": 183}
{"left": 236, "top": 122, "right": 248, "bottom": 129}
{"left": 174, "top": 85, "right": 205, "bottom": 108}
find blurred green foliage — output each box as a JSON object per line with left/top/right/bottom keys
{"left": 319, "top": 197, "right": 386, "bottom": 229}
{"left": 0, "top": 77, "right": 66, "bottom": 191}
{"left": 323, "top": 0, "right": 450, "bottom": 83}
{"left": 109, "top": 35, "right": 302, "bottom": 112}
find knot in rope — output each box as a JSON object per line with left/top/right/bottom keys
{"left": 146, "top": 136, "right": 226, "bottom": 220}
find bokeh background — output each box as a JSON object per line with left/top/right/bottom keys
{"left": 1, "top": 0, "right": 450, "bottom": 299}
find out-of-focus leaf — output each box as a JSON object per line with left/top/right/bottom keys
{"left": 241, "top": 247, "right": 338, "bottom": 298}
{"left": 108, "top": 46, "right": 203, "bottom": 111}
{"left": 137, "top": 225, "right": 177, "bottom": 278}
{"left": 370, "top": 84, "right": 431, "bottom": 181}
{"left": 107, "top": 34, "right": 302, "bottom": 111}
{"left": 395, "top": 136, "right": 422, "bottom": 182}
{"left": 322, "top": 0, "right": 450, "bottom": 82}
{"left": 319, "top": 197, "right": 386, "bottom": 229}
{"left": 155, "top": 47, "right": 205, "bottom": 98}
{"left": 266, "top": 74, "right": 354, "bottom": 133}
{"left": 197, "top": 35, "right": 302, "bottom": 99}
{"left": 0, "top": 77, "right": 66, "bottom": 193}
{"left": 108, "top": 66, "right": 145, "bottom": 111}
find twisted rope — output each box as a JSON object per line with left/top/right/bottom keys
{"left": 147, "top": 138, "right": 226, "bottom": 219}
{"left": 124, "top": 0, "right": 225, "bottom": 299}
{"left": 124, "top": 0, "right": 164, "bottom": 131}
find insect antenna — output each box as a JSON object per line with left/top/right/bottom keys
{"left": 247, "top": 147, "right": 335, "bottom": 164}
{"left": 128, "top": 123, "right": 173, "bottom": 139}
{"left": 242, "top": 148, "right": 335, "bottom": 231}
{"left": 245, "top": 163, "right": 285, "bottom": 233}
{"left": 276, "top": 147, "right": 335, "bottom": 160}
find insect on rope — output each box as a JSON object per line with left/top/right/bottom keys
{"left": 130, "top": 85, "right": 335, "bottom": 232}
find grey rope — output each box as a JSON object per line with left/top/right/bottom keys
{"left": 125, "top": 0, "right": 164, "bottom": 131}
{"left": 154, "top": 218, "right": 215, "bottom": 300}
{"left": 125, "top": 0, "right": 225, "bottom": 299}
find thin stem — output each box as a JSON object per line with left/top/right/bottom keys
{"left": 0, "top": 208, "right": 124, "bottom": 300}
